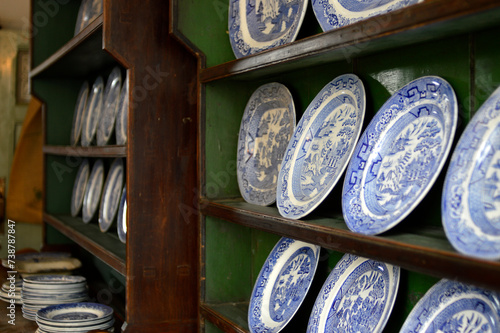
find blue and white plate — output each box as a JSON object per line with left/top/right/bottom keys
{"left": 342, "top": 76, "right": 457, "bottom": 235}
{"left": 37, "top": 302, "right": 113, "bottom": 323}
{"left": 81, "top": 76, "right": 104, "bottom": 147}
{"left": 115, "top": 70, "right": 129, "bottom": 145}
{"left": 400, "top": 279, "right": 500, "bottom": 333}
{"left": 237, "top": 83, "right": 295, "bottom": 206}
{"left": 23, "top": 275, "right": 86, "bottom": 286}
{"left": 442, "top": 86, "right": 500, "bottom": 260}
{"left": 307, "top": 253, "right": 399, "bottom": 333}
{"left": 97, "top": 67, "right": 122, "bottom": 146}
{"left": 70, "top": 81, "right": 89, "bottom": 146}
{"left": 117, "top": 188, "right": 127, "bottom": 243}
{"left": 229, "top": 0, "right": 308, "bottom": 58}
{"left": 277, "top": 74, "right": 365, "bottom": 219}
{"left": 82, "top": 159, "right": 105, "bottom": 223}
{"left": 98, "top": 158, "right": 124, "bottom": 232}
{"left": 248, "top": 237, "right": 320, "bottom": 333}
{"left": 312, "top": 0, "right": 422, "bottom": 32}
{"left": 71, "top": 159, "right": 90, "bottom": 217}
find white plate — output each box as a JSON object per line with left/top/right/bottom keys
{"left": 306, "top": 253, "right": 399, "bottom": 333}
{"left": 81, "top": 76, "right": 104, "bottom": 147}
{"left": 82, "top": 159, "right": 105, "bottom": 223}
{"left": 442, "top": 86, "right": 500, "bottom": 260}
{"left": 312, "top": 0, "right": 422, "bottom": 32}
{"left": 117, "top": 188, "right": 127, "bottom": 243}
{"left": 248, "top": 237, "right": 320, "bottom": 333}
{"left": 237, "top": 82, "right": 295, "bottom": 206}
{"left": 228, "top": 0, "right": 308, "bottom": 58}
{"left": 70, "top": 82, "right": 89, "bottom": 146}
{"left": 342, "top": 76, "right": 457, "bottom": 235}
{"left": 74, "top": 0, "right": 103, "bottom": 35}
{"left": 400, "top": 279, "right": 500, "bottom": 332}
{"left": 277, "top": 74, "right": 365, "bottom": 219}
{"left": 115, "top": 70, "right": 129, "bottom": 145}
{"left": 97, "top": 67, "right": 122, "bottom": 146}
{"left": 23, "top": 275, "right": 86, "bottom": 286}
{"left": 71, "top": 159, "right": 90, "bottom": 217}
{"left": 37, "top": 302, "right": 113, "bottom": 323}
{"left": 99, "top": 158, "right": 124, "bottom": 232}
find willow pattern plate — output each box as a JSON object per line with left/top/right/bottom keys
{"left": 81, "top": 76, "right": 104, "bottom": 147}
{"left": 97, "top": 67, "right": 122, "bottom": 146}
{"left": 70, "top": 82, "right": 89, "bottom": 146}
{"left": 82, "top": 159, "right": 105, "bottom": 223}
{"left": 98, "top": 158, "right": 124, "bottom": 232}
{"left": 71, "top": 159, "right": 90, "bottom": 217}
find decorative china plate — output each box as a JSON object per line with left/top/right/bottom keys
{"left": 342, "top": 76, "right": 457, "bottom": 235}
{"left": 312, "top": 0, "right": 422, "bottom": 32}
{"left": 98, "top": 158, "right": 124, "bottom": 232}
{"left": 82, "top": 159, "right": 105, "bottom": 223}
{"left": 248, "top": 237, "right": 320, "bottom": 333}
{"left": 117, "top": 188, "right": 127, "bottom": 243}
{"left": 70, "top": 82, "right": 89, "bottom": 146}
{"left": 400, "top": 279, "right": 500, "bottom": 333}
{"left": 115, "top": 70, "right": 129, "bottom": 145}
{"left": 97, "top": 67, "right": 122, "bottom": 146}
{"left": 277, "top": 74, "right": 365, "bottom": 219}
{"left": 81, "top": 76, "right": 104, "bottom": 147}
{"left": 23, "top": 275, "right": 86, "bottom": 286}
{"left": 306, "top": 253, "right": 399, "bottom": 333}
{"left": 74, "top": 0, "right": 103, "bottom": 35}
{"left": 442, "top": 86, "right": 500, "bottom": 260}
{"left": 37, "top": 302, "right": 113, "bottom": 323}
{"left": 228, "top": 0, "right": 308, "bottom": 58}
{"left": 71, "top": 159, "right": 90, "bottom": 217}
{"left": 237, "top": 82, "right": 295, "bottom": 206}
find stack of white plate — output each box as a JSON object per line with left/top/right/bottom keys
{"left": 36, "top": 302, "right": 114, "bottom": 333}
{"left": 21, "top": 275, "right": 88, "bottom": 321}
{"left": 0, "top": 279, "right": 22, "bottom": 304}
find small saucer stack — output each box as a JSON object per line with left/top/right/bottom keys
{"left": 21, "top": 275, "right": 88, "bottom": 321}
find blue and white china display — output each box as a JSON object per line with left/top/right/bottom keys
{"left": 312, "top": 0, "right": 422, "bottom": 32}
{"left": 237, "top": 82, "right": 296, "bottom": 206}
{"left": 248, "top": 237, "right": 321, "bottom": 333}
{"left": 97, "top": 67, "right": 122, "bottom": 146}
{"left": 442, "top": 86, "right": 500, "bottom": 260}
{"left": 342, "top": 76, "right": 457, "bottom": 235}
{"left": 81, "top": 76, "right": 104, "bottom": 147}
{"left": 99, "top": 158, "right": 124, "bottom": 232}
{"left": 277, "top": 74, "right": 365, "bottom": 219}
{"left": 70, "top": 81, "right": 89, "bottom": 146}
{"left": 307, "top": 253, "right": 399, "bottom": 333}
{"left": 71, "top": 159, "right": 90, "bottom": 217}
{"left": 82, "top": 159, "right": 105, "bottom": 223}
{"left": 400, "top": 279, "right": 500, "bottom": 333}
{"left": 229, "top": 0, "right": 308, "bottom": 58}
{"left": 117, "top": 188, "right": 127, "bottom": 243}
{"left": 115, "top": 70, "right": 129, "bottom": 145}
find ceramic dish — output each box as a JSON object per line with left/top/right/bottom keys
{"left": 115, "top": 70, "right": 129, "bottom": 145}
{"left": 228, "top": 0, "right": 308, "bottom": 58}
{"left": 71, "top": 159, "right": 90, "bottom": 217}
{"left": 312, "top": 0, "right": 422, "bottom": 32}
{"left": 400, "top": 279, "right": 500, "bottom": 332}
{"left": 342, "top": 76, "right": 457, "bottom": 235}
{"left": 237, "top": 82, "right": 295, "bottom": 206}
{"left": 36, "top": 319, "right": 114, "bottom": 332}
{"left": 277, "top": 74, "right": 365, "bottom": 219}
{"left": 70, "top": 82, "right": 89, "bottom": 146}
{"left": 15, "top": 257, "right": 81, "bottom": 274}
{"left": 23, "top": 275, "right": 86, "bottom": 286}
{"left": 81, "top": 76, "right": 104, "bottom": 147}
{"left": 306, "top": 253, "right": 399, "bottom": 333}
{"left": 74, "top": 0, "right": 103, "bottom": 35}
{"left": 82, "top": 159, "right": 105, "bottom": 223}
{"left": 117, "top": 188, "right": 127, "bottom": 243}
{"left": 442, "top": 86, "right": 500, "bottom": 260}
{"left": 37, "top": 302, "right": 113, "bottom": 323}
{"left": 97, "top": 67, "right": 122, "bottom": 146}
{"left": 248, "top": 237, "right": 321, "bottom": 333}
{"left": 98, "top": 158, "right": 124, "bottom": 232}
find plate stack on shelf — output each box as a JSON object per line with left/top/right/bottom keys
{"left": 35, "top": 302, "right": 115, "bottom": 333}
{"left": 21, "top": 275, "right": 88, "bottom": 321}
{"left": 0, "top": 279, "right": 22, "bottom": 304}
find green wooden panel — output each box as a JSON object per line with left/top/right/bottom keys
{"left": 45, "top": 155, "right": 80, "bottom": 215}
{"left": 474, "top": 26, "right": 500, "bottom": 114}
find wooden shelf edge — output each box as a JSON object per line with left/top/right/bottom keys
{"left": 44, "top": 213, "right": 126, "bottom": 275}
{"left": 200, "top": 0, "right": 500, "bottom": 82}
{"left": 201, "top": 199, "right": 500, "bottom": 292}
{"left": 43, "top": 145, "right": 126, "bottom": 157}
{"left": 200, "top": 303, "right": 248, "bottom": 333}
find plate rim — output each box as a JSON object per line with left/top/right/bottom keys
{"left": 70, "top": 81, "right": 89, "bottom": 146}
{"left": 97, "top": 67, "right": 122, "bottom": 146}
{"left": 98, "top": 158, "right": 124, "bottom": 232}
{"left": 82, "top": 159, "right": 105, "bottom": 223}
{"left": 71, "top": 158, "right": 90, "bottom": 217}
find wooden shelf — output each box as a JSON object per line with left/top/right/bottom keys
{"left": 44, "top": 213, "right": 126, "bottom": 275}
{"left": 200, "top": 303, "right": 249, "bottom": 333}
{"left": 30, "top": 15, "right": 117, "bottom": 79}
{"left": 200, "top": 0, "right": 500, "bottom": 82}
{"left": 43, "top": 145, "right": 126, "bottom": 157}
{"left": 201, "top": 199, "right": 500, "bottom": 292}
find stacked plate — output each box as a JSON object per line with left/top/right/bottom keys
{"left": 0, "top": 279, "right": 22, "bottom": 304}
{"left": 36, "top": 302, "right": 114, "bottom": 333}
{"left": 21, "top": 275, "right": 88, "bottom": 321}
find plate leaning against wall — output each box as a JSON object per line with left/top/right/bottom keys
{"left": 81, "top": 76, "right": 104, "bottom": 147}
{"left": 237, "top": 82, "right": 295, "bottom": 206}
{"left": 71, "top": 159, "right": 90, "bottom": 217}
{"left": 97, "top": 67, "right": 122, "bottom": 146}
{"left": 342, "top": 76, "right": 457, "bottom": 235}
{"left": 98, "top": 158, "right": 124, "bottom": 232}
{"left": 69, "top": 81, "right": 89, "bottom": 146}
{"left": 82, "top": 159, "right": 105, "bottom": 223}
{"left": 442, "top": 86, "right": 500, "bottom": 260}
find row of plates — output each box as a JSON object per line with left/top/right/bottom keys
{"left": 248, "top": 237, "right": 500, "bottom": 333}
{"left": 229, "top": 0, "right": 423, "bottom": 58}
{"left": 74, "top": 0, "right": 103, "bottom": 36}
{"left": 237, "top": 74, "right": 500, "bottom": 260}
{"left": 70, "top": 67, "right": 129, "bottom": 147}
{"left": 71, "top": 158, "right": 127, "bottom": 242}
